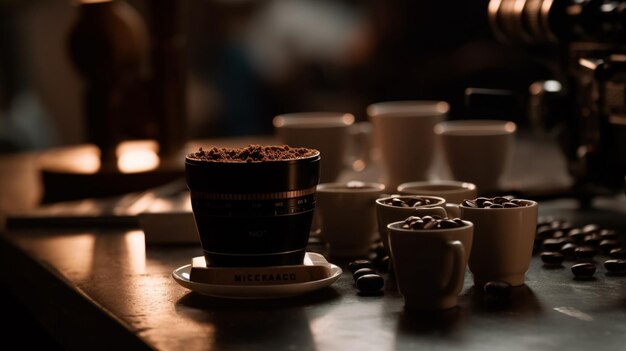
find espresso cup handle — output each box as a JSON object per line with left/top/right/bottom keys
{"left": 441, "top": 240, "right": 465, "bottom": 295}
{"left": 444, "top": 203, "right": 460, "bottom": 218}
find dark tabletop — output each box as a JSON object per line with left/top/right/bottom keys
{"left": 1, "top": 196, "right": 626, "bottom": 351}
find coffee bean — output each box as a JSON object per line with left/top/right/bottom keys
{"left": 582, "top": 224, "right": 600, "bottom": 235}
{"left": 356, "top": 274, "right": 384, "bottom": 293}
{"left": 604, "top": 259, "right": 626, "bottom": 275}
{"left": 541, "top": 252, "right": 564, "bottom": 267}
{"left": 558, "top": 222, "right": 574, "bottom": 232}
{"left": 353, "top": 268, "right": 377, "bottom": 281}
{"left": 609, "top": 248, "right": 626, "bottom": 259}
{"left": 552, "top": 230, "right": 566, "bottom": 239}
{"left": 567, "top": 228, "right": 586, "bottom": 242}
{"left": 493, "top": 197, "right": 509, "bottom": 204}
{"left": 483, "top": 281, "right": 512, "bottom": 298}
{"left": 462, "top": 199, "right": 477, "bottom": 208}
{"left": 391, "top": 198, "right": 407, "bottom": 207}
{"left": 439, "top": 219, "right": 460, "bottom": 228}
{"left": 503, "top": 202, "right": 519, "bottom": 208}
{"left": 583, "top": 234, "right": 601, "bottom": 247}
{"left": 489, "top": 204, "right": 504, "bottom": 208}
{"left": 543, "top": 238, "right": 565, "bottom": 251}
{"left": 483, "top": 201, "right": 494, "bottom": 207}
{"left": 574, "top": 246, "right": 596, "bottom": 261}
{"left": 599, "top": 239, "right": 620, "bottom": 254}
{"left": 599, "top": 229, "right": 618, "bottom": 240}
{"left": 423, "top": 220, "right": 437, "bottom": 229}
{"left": 560, "top": 243, "right": 578, "bottom": 259}
{"left": 571, "top": 262, "right": 596, "bottom": 279}
{"left": 453, "top": 218, "right": 465, "bottom": 226}
{"left": 348, "top": 259, "right": 373, "bottom": 274}
{"left": 475, "top": 197, "right": 490, "bottom": 207}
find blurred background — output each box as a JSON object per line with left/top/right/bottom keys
{"left": 0, "top": 0, "right": 551, "bottom": 153}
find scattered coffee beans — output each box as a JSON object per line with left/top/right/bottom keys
{"left": 483, "top": 281, "right": 512, "bottom": 298}
{"left": 462, "top": 196, "right": 529, "bottom": 209}
{"left": 574, "top": 246, "right": 596, "bottom": 261}
{"left": 541, "top": 252, "right": 564, "bottom": 267}
{"left": 604, "top": 259, "right": 626, "bottom": 275}
{"left": 560, "top": 243, "right": 578, "bottom": 259}
{"left": 610, "top": 248, "right": 626, "bottom": 259}
{"left": 401, "top": 216, "right": 466, "bottom": 230}
{"left": 353, "top": 268, "right": 377, "bottom": 282}
{"left": 349, "top": 259, "right": 385, "bottom": 294}
{"left": 571, "top": 262, "right": 596, "bottom": 279}
{"left": 356, "top": 274, "right": 385, "bottom": 293}
{"left": 537, "top": 216, "right": 624, "bottom": 281}
{"left": 348, "top": 259, "right": 373, "bottom": 274}
{"left": 599, "top": 240, "right": 620, "bottom": 254}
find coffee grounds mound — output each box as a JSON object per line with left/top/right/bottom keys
{"left": 188, "top": 145, "right": 318, "bottom": 163}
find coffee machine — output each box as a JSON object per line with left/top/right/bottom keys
{"left": 487, "top": 0, "right": 626, "bottom": 202}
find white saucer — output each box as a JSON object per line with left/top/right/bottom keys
{"left": 172, "top": 254, "right": 342, "bottom": 299}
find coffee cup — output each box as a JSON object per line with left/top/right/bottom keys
{"left": 387, "top": 217, "right": 473, "bottom": 310}
{"left": 397, "top": 180, "right": 478, "bottom": 217}
{"left": 273, "top": 112, "right": 371, "bottom": 183}
{"left": 434, "top": 120, "right": 516, "bottom": 194}
{"left": 460, "top": 197, "right": 538, "bottom": 286}
{"left": 367, "top": 101, "right": 449, "bottom": 189}
{"left": 375, "top": 195, "right": 449, "bottom": 255}
{"left": 185, "top": 145, "right": 320, "bottom": 267}
{"left": 316, "top": 181, "right": 386, "bottom": 258}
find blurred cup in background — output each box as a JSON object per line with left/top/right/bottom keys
{"left": 435, "top": 120, "right": 516, "bottom": 194}
{"left": 273, "top": 112, "right": 371, "bottom": 183}
{"left": 367, "top": 101, "right": 449, "bottom": 190}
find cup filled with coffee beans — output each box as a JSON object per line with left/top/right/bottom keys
{"left": 460, "top": 196, "right": 538, "bottom": 287}
{"left": 375, "top": 195, "right": 449, "bottom": 255}
{"left": 185, "top": 145, "right": 320, "bottom": 267}
{"left": 387, "top": 215, "right": 473, "bottom": 310}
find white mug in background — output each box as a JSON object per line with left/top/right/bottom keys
{"left": 434, "top": 120, "right": 516, "bottom": 194}
{"left": 273, "top": 112, "right": 371, "bottom": 183}
{"left": 387, "top": 219, "right": 473, "bottom": 310}
{"left": 316, "top": 181, "right": 386, "bottom": 258}
{"left": 367, "top": 101, "right": 449, "bottom": 190}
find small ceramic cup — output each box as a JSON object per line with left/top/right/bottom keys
{"left": 375, "top": 195, "right": 449, "bottom": 256}
{"left": 460, "top": 199, "right": 538, "bottom": 287}
{"left": 387, "top": 218, "right": 473, "bottom": 310}
{"left": 316, "top": 181, "right": 386, "bottom": 258}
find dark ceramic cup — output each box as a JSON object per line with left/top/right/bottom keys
{"left": 185, "top": 149, "right": 320, "bottom": 267}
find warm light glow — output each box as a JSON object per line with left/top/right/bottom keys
{"left": 116, "top": 140, "right": 160, "bottom": 173}
{"left": 73, "top": 151, "right": 101, "bottom": 173}
{"left": 352, "top": 159, "right": 366, "bottom": 172}
{"left": 124, "top": 230, "right": 146, "bottom": 274}
{"left": 273, "top": 113, "right": 355, "bottom": 128}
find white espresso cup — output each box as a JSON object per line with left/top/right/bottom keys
{"left": 460, "top": 199, "right": 538, "bottom": 287}
{"left": 273, "top": 112, "right": 370, "bottom": 183}
{"left": 387, "top": 219, "right": 473, "bottom": 310}
{"left": 367, "top": 101, "right": 449, "bottom": 190}
{"left": 316, "top": 181, "right": 386, "bottom": 258}
{"left": 434, "top": 120, "right": 516, "bottom": 194}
